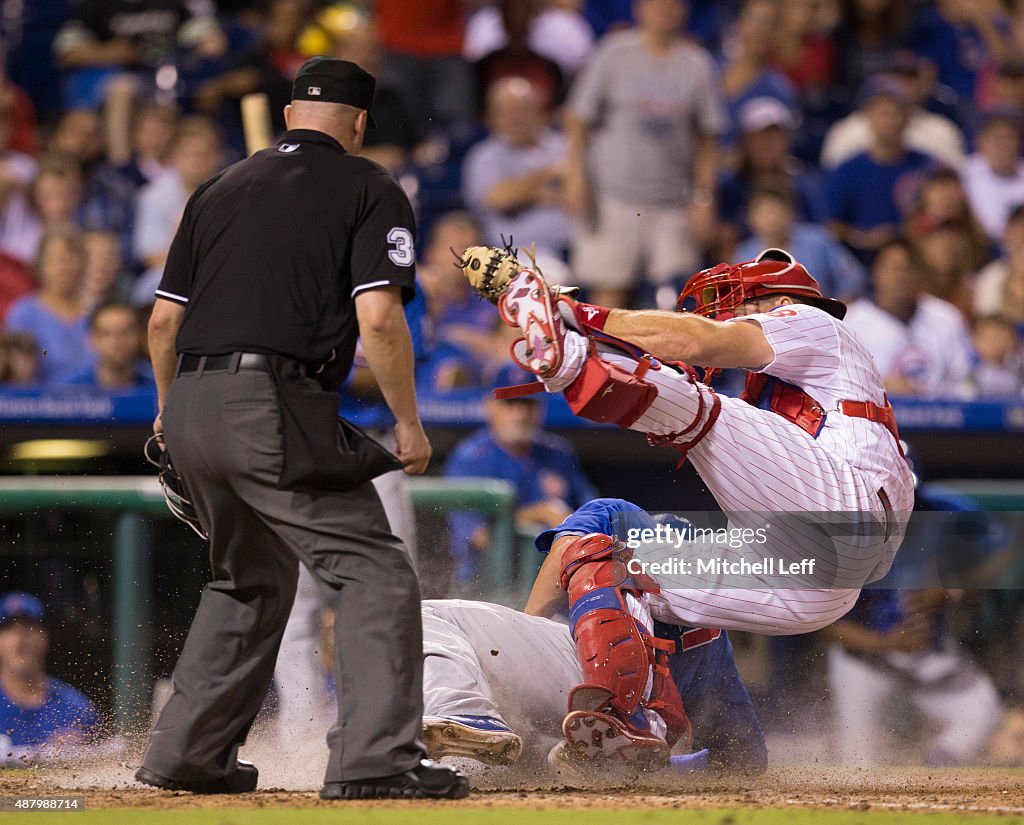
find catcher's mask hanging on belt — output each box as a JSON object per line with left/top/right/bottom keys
{"left": 144, "top": 434, "right": 208, "bottom": 540}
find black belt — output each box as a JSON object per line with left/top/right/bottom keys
{"left": 177, "top": 352, "right": 273, "bottom": 376}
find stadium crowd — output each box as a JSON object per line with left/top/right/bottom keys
{"left": 0, "top": 0, "right": 1021, "bottom": 397}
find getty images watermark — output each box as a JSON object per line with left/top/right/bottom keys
{"left": 622, "top": 524, "right": 815, "bottom": 581}
{"left": 610, "top": 507, "right": 1015, "bottom": 590}
{"left": 623, "top": 521, "right": 816, "bottom": 579}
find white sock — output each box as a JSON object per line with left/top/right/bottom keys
{"left": 541, "top": 330, "right": 588, "bottom": 392}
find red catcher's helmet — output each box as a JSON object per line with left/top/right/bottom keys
{"left": 677, "top": 248, "right": 847, "bottom": 321}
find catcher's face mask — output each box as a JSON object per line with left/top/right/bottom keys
{"left": 144, "top": 435, "right": 208, "bottom": 540}
{"left": 676, "top": 248, "right": 846, "bottom": 320}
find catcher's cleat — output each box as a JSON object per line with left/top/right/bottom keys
{"left": 498, "top": 267, "right": 565, "bottom": 378}
{"left": 562, "top": 709, "right": 670, "bottom": 771}
{"left": 423, "top": 715, "right": 523, "bottom": 766}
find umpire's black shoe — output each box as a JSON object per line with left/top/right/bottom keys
{"left": 320, "top": 759, "right": 470, "bottom": 800}
{"left": 135, "top": 760, "right": 258, "bottom": 794}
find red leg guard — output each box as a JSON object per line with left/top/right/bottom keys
{"left": 646, "top": 639, "right": 692, "bottom": 749}
{"left": 559, "top": 534, "right": 690, "bottom": 747}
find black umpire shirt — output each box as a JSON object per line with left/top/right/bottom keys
{"left": 155, "top": 128, "right": 417, "bottom": 390}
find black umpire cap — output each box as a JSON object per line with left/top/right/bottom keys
{"left": 291, "top": 57, "right": 377, "bottom": 127}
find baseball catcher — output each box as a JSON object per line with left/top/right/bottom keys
{"left": 457, "top": 243, "right": 915, "bottom": 767}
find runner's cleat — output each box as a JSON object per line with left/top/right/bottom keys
{"left": 423, "top": 715, "right": 523, "bottom": 766}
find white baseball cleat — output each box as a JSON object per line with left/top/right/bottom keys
{"left": 561, "top": 709, "right": 670, "bottom": 771}
{"left": 498, "top": 267, "right": 565, "bottom": 378}
{"left": 422, "top": 715, "right": 523, "bottom": 767}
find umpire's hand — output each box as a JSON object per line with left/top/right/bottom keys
{"left": 394, "top": 419, "right": 432, "bottom": 475}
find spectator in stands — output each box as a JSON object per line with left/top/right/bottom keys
{"left": 81, "top": 229, "right": 132, "bottom": 312}
{"left": 1, "top": 154, "right": 85, "bottom": 267}
{"left": 0, "top": 333, "right": 39, "bottom": 385}
{"left": 909, "top": 0, "right": 1015, "bottom": 128}
{"left": 770, "top": 0, "right": 838, "bottom": 164}
{"left": 47, "top": 108, "right": 104, "bottom": 172}
{"left": 52, "top": 0, "right": 226, "bottom": 110}
{"left": 716, "top": 96, "right": 824, "bottom": 258}
{"left": 975, "top": 202, "right": 1024, "bottom": 325}
{"left": 772, "top": 0, "right": 836, "bottom": 95}
{"left": 967, "top": 314, "right": 1024, "bottom": 398}
{"left": 0, "top": 592, "right": 102, "bottom": 764}
{"left": 718, "top": 0, "right": 798, "bottom": 148}
{"left": 444, "top": 363, "right": 597, "bottom": 585}
{"left": 465, "top": 0, "right": 593, "bottom": 84}
{"left": 330, "top": 13, "right": 423, "bottom": 176}
{"left": 911, "top": 217, "right": 980, "bottom": 315}
{"left": 416, "top": 211, "right": 504, "bottom": 389}
{"left": 196, "top": 0, "right": 308, "bottom": 147}
{"left": 0, "top": 52, "right": 39, "bottom": 157}
{"left": 833, "top": 0, "right": 913, "bottom": 99}
{"left": 988, "top": 56, "right": 1024, "bottom": 115}
{"left": 5, "top": 229, "right": 92, "bottom": 383}
{"left": 963, "top": 108, "right": 1024, "bottom": 243}
{"left": 0, "top": 98, "right": 39, "bottom": 221}
{"left": 844, "top": 238, "right": 973, "bottom": 398}
{"left": 735, "top": 184, "right": 866, "bottom": 301}
{"left": 903, "top": 166, "right": 990, "bottom": 276}
{"left": 375, "top": 0, "right": 476, "bottom": 145}
{"left": 59, "top": 300, "right": 152, "bottom": 389}
{"left": 81, "top": 102, "right": 177, "bottom": 264}
{"left": 462, "top": 77, "right": 572, "bottom": 257}
{"left": 466, "top": 0, "right": 581, "bottom": 113}
{"left": 131, "top": 116, "right": 222, "bottom": 305}
{"left": 566, "top": 0, "right": 726, "bottom": 309}
{"left": 821, "top": 60, "right": 966, "bottom": 171}
{"left": 825, "top": 76, "right": 935, "bottom": 264}
{"left": 0, "top": 102, "right": 39, "bottom": 309}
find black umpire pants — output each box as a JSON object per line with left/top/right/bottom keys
{"left": 141, "top": 364, "right": 425, "bottom": 784}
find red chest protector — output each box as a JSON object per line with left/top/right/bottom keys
{"left": 741, "top": 372, "right": 903, "bottom": 452}
{"left": 740, "top": 373, "right": 827, "bottom": 437}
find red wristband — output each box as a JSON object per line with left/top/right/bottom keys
{"left": 576, "top": 303, "right": 611, "bottom": 331}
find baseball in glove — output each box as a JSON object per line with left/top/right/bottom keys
{"left": 456, "top": 244, "right": 524, "bottom": 304}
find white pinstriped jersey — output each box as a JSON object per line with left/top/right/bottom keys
{"left": 734, "top": 303, "right": 911, "bottom": 499}
{"left": 576, "top": 301, "right": 916, "bottom": 634}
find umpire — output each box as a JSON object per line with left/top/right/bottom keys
{"left": 137, "top": 57, "right": 468, "bottom": 800}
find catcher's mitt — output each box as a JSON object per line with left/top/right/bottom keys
{"left": 457, "top": 244, "right": 523, "bottom": 304}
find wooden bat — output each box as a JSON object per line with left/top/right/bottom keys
{"left": 240, "top": 92, "right": 273, "bottom": 156}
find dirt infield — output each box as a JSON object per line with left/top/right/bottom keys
{"left": 3, "top": 765, "right": 1023, "bottom": 815}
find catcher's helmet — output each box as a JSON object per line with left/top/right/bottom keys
{"left": 676, "top": 248, "right": 847, "bottom": 321}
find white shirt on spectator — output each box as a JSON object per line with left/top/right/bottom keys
{"left": 133, "top": 169, "right": 187, "bottom": 265}
{"left": 844, "top": 294, "right": 974, "bottom": 398}
{"left": 962, "top": 153, "right": 1024, "bottom": 241}
{"left": 820, "top": 109, "right": 964, "bottom": 171}
{"left": 0, "top": 151, "right": 43, "bottom": 264}
{"left": 131, "top": 169, "right": 187, "bottom": 305}
{"left": 973, "top": 258, "right": 1014, "bottom": 317}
